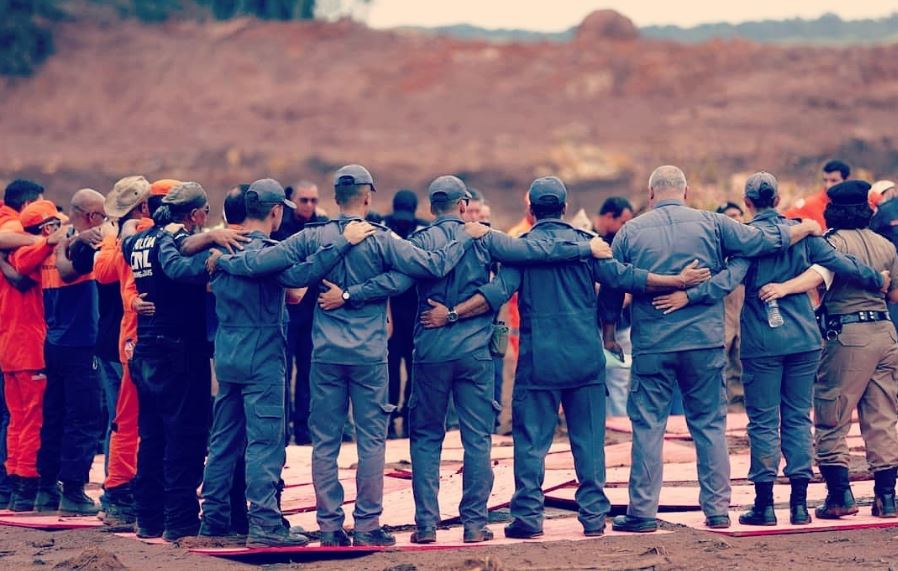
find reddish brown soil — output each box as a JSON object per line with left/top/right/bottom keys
{"left": 2, "top": 12, "right": 898, "bottom": 225}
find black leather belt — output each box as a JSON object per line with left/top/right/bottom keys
{"left": 832, "top": 311, "right": 891, "bottom": 325}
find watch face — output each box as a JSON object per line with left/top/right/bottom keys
{"left": 342, "top": 291, "right": 350, "bottom": 301}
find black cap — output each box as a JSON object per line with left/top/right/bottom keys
{"left": 827, "top": 180, "right": 872, "bottom": 206}
{"left": 428, "top": 175, "right": 470, "bottom": 204}
{"left": 334, "top": 164, "right": 376, "bottom": 191}
{"left": 391, "top": 189, "right": 418, "bottom": 222}
{"left": 528, "top": 176, "right": 567, "bottom": 206}
{"left": 744, "top": 172, "right": 778, "bottom": 202}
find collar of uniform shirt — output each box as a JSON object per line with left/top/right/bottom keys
{"left": 752, "top": 209, "right": 781, "bottom": 222}
{"left": 654, "top": 198, "right": 685, "bottom": 208}
{"left": 531, "top": 218, "right": 577, "bottom": 230}
{"left": 338, "top": 214, "right": 364, "bottom": 223}
{"left": 434, "top": 214, "right": 463, "bottom": 224}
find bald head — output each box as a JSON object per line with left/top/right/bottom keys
{"left": 71, "top": 188, "right": 106, "bottom": 230}
{"left": 648, "top": 165, "right": 687, "bottom": 201}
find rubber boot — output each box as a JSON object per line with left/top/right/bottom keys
{"left": 816, "top": 465, "right": 858, "bottom": 519}
{"left": 873, "top": 467, "right": 897, "bottom": 518}
{"left": 739, "top": 482, "right": 776, "bottom": 525}
{"left": 10, "top": 477, "right": 39, "bottom": 512}
{"left": 789, "top": 478, "right": 812, "bottom": 524}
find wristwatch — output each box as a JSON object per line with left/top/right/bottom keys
{"left": 447, "top": 307, "right": 459, "bottom": 323}
{"left": 341, "top": 290, "right": 351, "bottom": 302}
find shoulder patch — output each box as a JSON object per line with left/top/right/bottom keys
{"left": 163, "top": 223, "right": 186, "bottom": 235}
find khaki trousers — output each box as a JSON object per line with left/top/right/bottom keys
{"left": 815, "top": 321, "right": 898, "bottom": 470}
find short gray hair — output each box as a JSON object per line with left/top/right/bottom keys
{"left": 648, "top": 165, "right": 687, "bottom": 193}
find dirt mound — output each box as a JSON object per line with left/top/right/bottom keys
{"left": 575, "top": 9, "right": 639, "bottom": 42}
{"left": 2, "top": 12, "right": 898, "bottom": 225}
{"left": 53, "top": 547, "right": 126, "bottom": 571}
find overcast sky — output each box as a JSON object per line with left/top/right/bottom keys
{"left": 366, "top": 1, "right": 898, "bottom": 30}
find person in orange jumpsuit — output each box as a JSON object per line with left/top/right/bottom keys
{"left": 93, "top": 178, "right": 177, "bottom": 526}
{"left": 783, "top": 160, "right": 851, "bottom": 230}
{"left": 3, "top": 200, "right": 68, "bottom": 511}
{"left": 0, "top": 180, "right": 46, "bottom": 507}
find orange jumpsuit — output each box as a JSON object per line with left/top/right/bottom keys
{"left": 93, "top": 219, "right": 154, "bottom": 490}
{"left": 505, "top": 217, "right": 534, "bottom": 355}
{"left": 2, "top": 230, "right": 49, "bottom": 479}
{"left": 784, "top": 189, "right": 829, "bottom": 230}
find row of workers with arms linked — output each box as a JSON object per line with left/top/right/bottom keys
{"left": 0, "top": 161, "right": 895, "bottom": 547}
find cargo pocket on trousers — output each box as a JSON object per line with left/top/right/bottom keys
{"left": 813, "top": 389, "right": 843, "bottom": 430}
{"left": 255, "top": 405, "right": 284, "bottom": 444}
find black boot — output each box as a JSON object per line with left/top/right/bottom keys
{"left": 816, "top": 465, "right": 858, "bottom": 519}
{"left": 102, "top": 483, "right": 136, "bottom": 527}
{"left": 34, "top": 481, "right": 61, "bottom": 512}
{"left": 0, "top": 475, "right": 15, "bottom": 509}
{"left": 10, "top": 477, "right": 39, "bottom": 512}
{"left": 873, "top": 467, "right": 897, "bottom": 518}
{"left": 739, "top": 482, "right": 777, "bottom": 526}
{"left": 59, "top": 481, "right": 99, "bottom": 515}
{"left": 789, "top": 478, "right": 812, "bottom": 525}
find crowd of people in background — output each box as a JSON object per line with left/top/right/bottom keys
{"left": 0, "top": 158, "right": 896, "bottom": 548}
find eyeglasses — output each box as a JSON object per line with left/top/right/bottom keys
{"left": 298, "top": 197, "right": 318, "bottom": 204}
{"left": 39, "top": 219, "right": 61, "bottom": 232}
{"left": 72, "top": 204, "right": 107, "bottom": 223}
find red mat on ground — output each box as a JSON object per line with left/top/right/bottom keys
{"left": 189, "top": 516, "right": 670, "bottom": 558}
{"left": 660, "top": 508, "right": 898, "bottom": 537}
{"left": 287, "top": 465, "right": 575, "bottom": 531}
{"left": 0, "top": 514, "right": 103, "bottom": 530}
{"left": 281, "top": 473, "right": 412, "bottom": 515}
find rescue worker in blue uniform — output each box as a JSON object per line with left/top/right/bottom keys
{"left": 212, "top": 164, "right": 485, "bottom": 547}
{"left": 122, "top": 182, "right": 247, "bottom": 541}
{"left": 762, "top": 180, "right": 898, "bottom": 521}
{"left": 199, "top": 179, "right": 376, "bottom": 547}
{"left": 448, "top": 176, "right": 713, "bottom": 538}
{"left": 603, "top": 165, "right": 824, "bottom": 533}
{"left": 337, "top": 175, "right": 617, "bottom": 544}
{"left": 651, "top": 172, "right": 886, "bottom": 526}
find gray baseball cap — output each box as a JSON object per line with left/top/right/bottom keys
{"left": 163, "top": 181, "right": 208, "bottom": 209}
{"left": 428, "top": 175, "right": 470, "bottom": 204}
{"left": 246, "top": 178, "right": 297, "bottom": 210}
{"left": 528, "top": 176, "right": 567, "bottom": 206}
{"left": 744, "top": 171, "right": 778, "bottom": 201}
{"left": 334, "top": 164, "right": 376, "bottom": 191}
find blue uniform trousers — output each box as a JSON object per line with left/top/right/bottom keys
{"left": 201, "top": 380, "right": 285, "bottom": 531}
{"left": 510, "top": 383, "right": 608, "bottom": 532}
{"left": 309, "top": 362, "right": 394, "bottom": 532}
{"left": 742, "top": 350, "right": 818, "bottom": 483}
{"left": 409, "top": 357, "right": 496, "bottom": 530}
{"left": 38, "top": 343, "right": 102, "bottom": 487}
{"left": 627, "top": 347, "right": 730, "bottom": 518}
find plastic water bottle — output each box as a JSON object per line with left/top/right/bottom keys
{"left": 766, "top": 300, "right": 785, "bottom": 328}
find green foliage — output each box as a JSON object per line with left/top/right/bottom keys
{"left": 0, "top": 0, "right": 61, "bottom": 76}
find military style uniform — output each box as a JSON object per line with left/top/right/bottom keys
{"left": 344, "top": 180, "right": 598, "bottom": 539}
{"left": 816, "top": 227, "right": 898, "bottom": 512}
{"left": 602, "top": 198, "right": 794, "bottom": 526}
{"left": 479, "top": 216, "right": 649, "bottom": 535}
{"left": 216, "top": 214, "right": 474, "bottom": 536}
{"left": 688, "top": 205, "right": 884, "bottom": 524}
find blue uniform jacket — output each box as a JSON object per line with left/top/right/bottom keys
{"left": 478, "top": 218, "right": 649, "bottom": 389}
{"left": 210, "top": 230, "right": 349, "bottom": 384}
{"left": 601, "top": 199, "right": 791, "bottom": 356}
{"left": 216, "top": 215, "right": 474, "bottom": 365}
{"left": 343, "top": 215, "right": 595, "bottom": 364}
{"left": 686, "top": 210, "right": 884, "bottom": 359}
